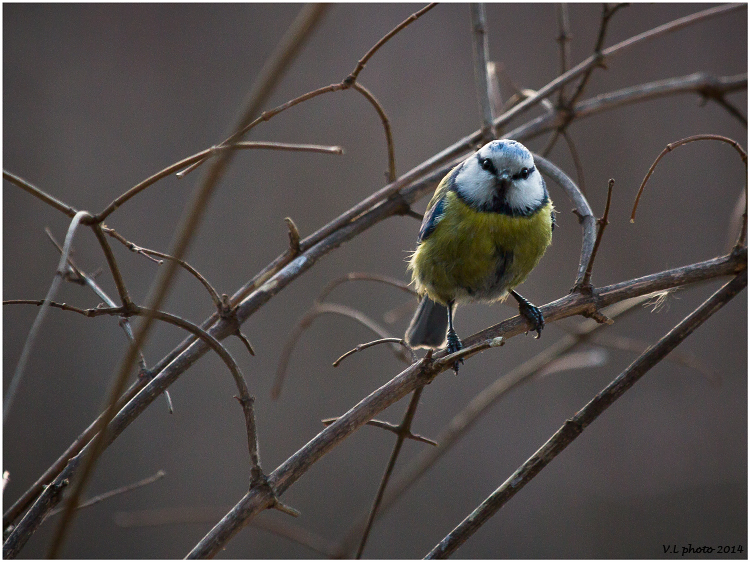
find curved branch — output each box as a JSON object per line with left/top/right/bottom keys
{"left": 631, "top": 134, "right": 747, "bottom": 221}
{"left": 533, "top": 154, "right": 596, "bottom": 290}
{"left": 272, "top": 302, "right": 411, "bottom": 400}
{"left": 424, "top": 271, "right": 747, "bottom": 559}
{"left": 185, "top": 250, "right": 745, "bottom": 559}
{"left": 4, "top": 210, "right": 91, "bottom": 423}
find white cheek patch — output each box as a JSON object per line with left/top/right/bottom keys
{"left": 455, "top": 161, "right": 495, "bottom": 208}
{"left": 506, "top": 174, "right": 546, "bottom": 212}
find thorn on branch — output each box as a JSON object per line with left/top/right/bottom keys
{"left": 284, "top": 217, "right": 301, "bottom": 256}
{"left": 235, "top": 329, "right": 256, "bottom": 357}
{"left": 321, "top": 416, "right": 438, "bottom": 446}
{"left": 249, "top": 472, "right": 300, "bottom": 518}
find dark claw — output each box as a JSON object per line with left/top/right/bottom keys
{"left": 518, "top": 300, "right": 544, "bottom": 338}
{"left": 446, "top": 329, "right": 464, "bottom": 374}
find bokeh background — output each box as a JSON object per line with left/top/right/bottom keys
{"left": 3, "top": 3, "right": 747, "bottom": 559}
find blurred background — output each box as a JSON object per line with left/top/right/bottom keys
{"left": 3, "top": 3, "right": 747, "bottom": 558}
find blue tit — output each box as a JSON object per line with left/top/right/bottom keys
{"left": 405, "top": 139, "right": 554, "bottom": 372}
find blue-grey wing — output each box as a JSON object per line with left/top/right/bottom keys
{"left": 418, "top": 196, "right": 446, "bottom": 242}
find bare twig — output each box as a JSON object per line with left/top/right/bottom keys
{"left": 356, "top": 386, "right": 425, "bottom": 558}
{"left": 424, "top": 270, "right": 746, "bottom": 559}
{"left": 235, "top": 330, "right": 256, "bottom": 357}
{"left": 95, "top": 142, "right": 340, "bottom": 222}
{"left": 321, "top": 417, "right": 437, "bottom": 446}
{"left": 272, "top": 302, "right": 411, "bottom": 400}
{"left": 91, "top": 224, "right": 133, "bottom": 307}
{"left": 47, "top": 471, "right": 166, "bottom": 518}
{"left": 316, "top": 272, "right": 417, "bottom": 304}
{"left": 532, "top": 154, "right": 596, "bottom": 290}
{"left": 351, "top": 82, "right": 397, "bottom": 182}
{"left": 44, "top": 7, "right": 327, "bottom": 557}
{"left": 556, "top": 3, "right": 572, "bottom": 105}
{"left": 284, "top": 217, "right": 301, "bottom": 256}
{"left": 561, "top": 130, "right": 587, "bottom": 194}
{"left": 631, "top": 135, "right": 747, "bottom": 225}
{"left": 567, "top": 3, "right": 629, "bottom": 108}
{"left": 346, "top": 3, "right": 437, "bottom": 84}
{"left": 333, "top": 338, "right": 416, "bottom": 367}
{"left": 4, "top": 210, "right": 91, "bottom": 423}
{"left": 470, "top": 3, "right": 496, "bottom": 142}
{"left": 581, "top": 178, "right": 615, "bottom": 289}
{"left": 102, "top": 225, "right": 223, "bottom": 308}
{"left": 3, "top": 170, "right": 78, "bottom": 218}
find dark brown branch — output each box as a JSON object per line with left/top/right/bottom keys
{"left": 351, "top": 82, "right": 397, "bottom": 183}
{"left": 632, "top": 134, "right": 747, "bottom": 222}
{"left": 321, "top": 417, "right": 437, "bottom": 446}
{"left": 91, "top": 224, "right": 133, "bottom": 308}
{"left": 102, "top": 225, "right": 223, "bottom": 308}
{"left": 272, "top": 302, "right": 411, "bottom": 400}
{"left": 581, "top": 178, "right": 615, "bottom": 289}
{"left": 47, "top": 471, "right": 166, "bottom": 518}
{"left": 424, "top": 270, "right": 746, "bottom": 559}
{"left": 470, "top": 3, "right": 496, "bottom": 142}
{"left": 346, "top": 3, "right": 437, "bottom": 84}
{"left": 44, "top": 10, "right": 328, "bottom": 555}
{"left": 333, "top": 338, "right": 416, "bottom": 368}
{"left": 3, "top": 170, "right": 78, "bottom": 218}
{"left": 184, "top": 251, "right": 745, "bottom": 559}
{"left": 356, "top": 386, "right": 425, "bottom": 558}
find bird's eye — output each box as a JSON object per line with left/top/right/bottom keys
{"left": 481, "top": 158, "right": 492, "bottom": 171}
{"left": 519, "top": 168, "right": 530, "bottom": 179}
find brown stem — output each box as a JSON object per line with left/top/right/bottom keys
{"left": 424, "top": 270, "right": 746, "bottom": 558}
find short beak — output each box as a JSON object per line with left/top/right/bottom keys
{"left": 497, "top": 169, "right": 511, "bottom": 190}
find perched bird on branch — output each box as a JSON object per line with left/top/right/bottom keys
{"left": 406, "top": 139, "right": 554, "bottom": 372}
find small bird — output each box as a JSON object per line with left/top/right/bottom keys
{"left": 406, "top": 139, "right": 554, "bottom": 372}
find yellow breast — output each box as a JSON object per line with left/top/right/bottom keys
{"left": 409, "top": 192, "right": 553, "bottom": 305}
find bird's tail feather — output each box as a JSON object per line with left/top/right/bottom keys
{"left": 405, "top": 297, "right": 448, "bottom": 349}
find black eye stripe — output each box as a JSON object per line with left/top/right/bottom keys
{"left": 477, "top": 155, "right": 498, "bottom": 175}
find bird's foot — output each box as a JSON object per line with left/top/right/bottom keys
{"left": 514, "top": 294, "right": 544, "bottom": 338}
{"left": 446, "top": 329, "right": 464, "bottom": 374}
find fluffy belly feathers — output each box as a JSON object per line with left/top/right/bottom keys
{"left": 409, "top": 193, "right": 553, "bottom": 305}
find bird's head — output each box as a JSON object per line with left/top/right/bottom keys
{"left": 454, "top": 139, "right": 547, "bottom": 215}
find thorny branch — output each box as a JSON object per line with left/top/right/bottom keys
{"left": 425, "top": 270, "right": 747, "bottom": 559}
{"left": 42, "top": 5, "right": 329, "bottom": 558}
{"left": 4, "top": 4, "right": 746, "bottom": 558}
